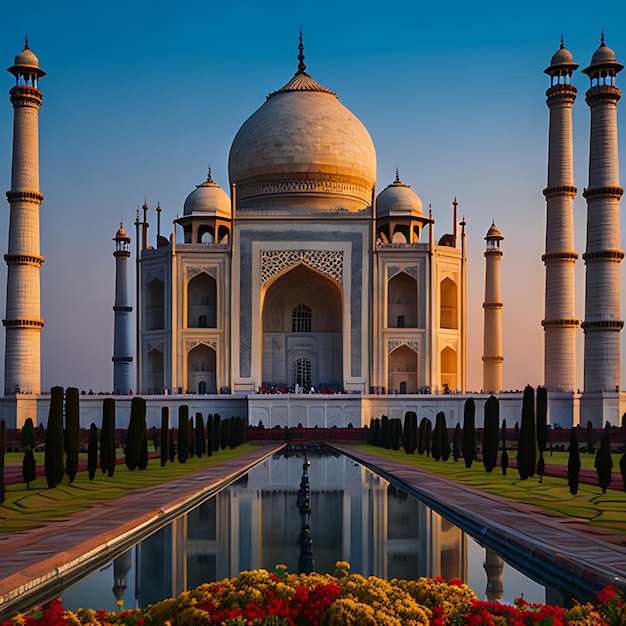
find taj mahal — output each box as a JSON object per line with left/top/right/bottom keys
{"left": 0, "top": 34, "right": 624, "bottom": 429}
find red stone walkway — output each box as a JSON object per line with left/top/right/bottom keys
{"left": 332, "top": 445, "right": 626, "bottom": 602}
{"left": 0, "top": 445, "right": 283, "bottom": 620}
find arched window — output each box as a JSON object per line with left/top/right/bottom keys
{"left": 291, "top": 303, "right": 312, "bottom": 332}
{"left": 440, "top": 346, "right": 457, "bottom": 392}
{"left": 388, "top": 272, "right": 417, "bottom": 328}
{"left": 440, "top": 278, "right": 457, "bottom": 329}
{"left": 187, "top": 273, "right": 217, "bottom": 328}
{"left": 146, "top": 278, "right": 165, "bottom": 330}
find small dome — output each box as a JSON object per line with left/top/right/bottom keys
{"left": 183, "top": 175, "right": 231, "bottom": 218}
{"left": 550, "top": 45, "right": 574, "bottom": 67}
{"left": 14, "top": 47, "right": 40, "bottom": 68}
{"left": 8, "top": 42, "right": 46, "bottom": 78}
{"left": 485, "top": 223, "right": 503, "bottom": 240}
{"left": 376, "top": 176, "right": 423, "bottom": 218}
{"left": 591, "top": 43, "right": 617, "bottom": 66}
{"left": 583, "top": 36, "right": 624, "bottom": 75}
{"left": 114, "top": 226, "right": 131, "bottom": 242}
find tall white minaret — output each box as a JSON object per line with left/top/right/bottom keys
{"left": 482, "top": 223, "right": 503, "bottom": 393}
{"left": 582, "top": 34, "right": 623, "bottom": 393}
{"left": 542, "top": 38, "right": 579, "bottom": 392}
{"left": 112, "top": 225, "right": 133, "bottom": 394}
{"left": 3, "top": 39, "right": 45, "bottom": 395}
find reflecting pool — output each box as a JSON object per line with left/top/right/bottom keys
{"left": 62, "top": 449, "right": 547, "bottom": 612}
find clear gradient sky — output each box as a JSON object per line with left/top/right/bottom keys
{"left": 0, "top": 0, "right": 625, "bottom": 394}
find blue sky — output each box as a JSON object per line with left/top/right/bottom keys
{"left": 0, "top": 0, "right": 625, "bottom": 393}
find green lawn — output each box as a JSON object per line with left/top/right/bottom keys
{"left": 0, "top": 444, "right": 261, "bottom": 533}
{"left": 345, "top": 444, "right": 626, "bottom": 535}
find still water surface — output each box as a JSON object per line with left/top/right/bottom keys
{"left": 62, "top": 449, "right": 545, "bottom": 612}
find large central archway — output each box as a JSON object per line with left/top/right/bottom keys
{"left": 262, "top": 264, "right": 343, "bottom": 391}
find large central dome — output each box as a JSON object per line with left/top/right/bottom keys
{"left": 228, "top": 48, "right": 376, "bottom": 214}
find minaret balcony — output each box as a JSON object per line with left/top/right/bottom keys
{"left": 581, "top": 319, "right": 624, "bottom": 331}
{"left": 582, "top": 185, "right": 624, "bottom": 199}
{"left": 541, "top": 251, "right": 578, "bottom": 263}
{"left": 541, "top": 318, "right": 580, "bottom": 328}
{"left": 582, "top": 249, "right": 625, "bottom": 263}
{"left": 542, "top": 184, "right": 577, "bottom": 198}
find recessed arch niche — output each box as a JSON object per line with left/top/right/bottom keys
{"left": 387, "top": 272, "right": 417, "bottom": 328}
{"left": 187, "top": 272, "right": 217, "bottom": 328}
{"left": 147, "top": 347, "right": 164, "bottom": 393}
{"left": 187, "top": 343, "right": 216, "bottom": 394}
{"left": 388, "top": 344, "right": 418, "bottom": 394}
{"left": 262, "top": 263, "right": 343, "bottom": 390}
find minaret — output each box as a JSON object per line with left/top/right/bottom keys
{"left": 112, "top": 225, "right": 133, "bottom": 394}
{"left": 582, "top": 34, "right": 624, "bottom": 393}
{"left": 3, "top": 39, "right": 46, "bottom": 395}
{"left": 542, "top": 38, "right": 579, "bottom": 392}
{"left": 482, "top": 223, "right": 503, "bottom": 393}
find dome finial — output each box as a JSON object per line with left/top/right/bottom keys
{"left": 297, "top": 27, "right": 306, "bottom": 74}
{"left": 600, "top": 28, "right": 606, "bottom": 47}
{"left": 560, "top": 33, "right": 564, "bottom": 49}
{"left": 24, "top": 33, "right": 29, "bottom": 50}
{"left": 207, "top": 163, "right": 213, "bottom": 183}
{"left": 395, "top": 165, "right": 400, "bottom": 183}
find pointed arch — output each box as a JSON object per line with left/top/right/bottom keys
{"left": 146, "top": 277, "right": 164, "bottom": 330}
{"left": 388, "top": 271, "right": 417, "bottom": 328}
{"left": 440, "top": 346, "right": 457, "bottom": 391}
{"left": 187, "top": 272, "right": 217, "bottom": 328}
{"left": 147, "top": 347, "right": 164, "bottom": 393}
{"left": 262, "top": 263, "right": 342, "bottom": 390}
{"left": 388, "top": 344, "right": 418, "bottom": 394}
{"left": 187, "top": 343, "right": 216, "bottom": 394}
{"left": 440, "top": 277, "right": 458, "bottom": 329}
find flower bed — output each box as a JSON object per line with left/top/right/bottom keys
{"left": 2, "top": 562, "right": 624, "bottom": 626}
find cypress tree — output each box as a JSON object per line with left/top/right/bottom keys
{"left": 20, "top": 417, "right": 36, "bottom": 450}
{"left": 586, "top": 420, "right": 595, "bottom": 454}
{"left": 187, "top": 417, "right": 195, "bottom": 458}
{"left": 424, "top": 419, "right": 432, "bottom": 457}
{"left": 206, "top": 414, "right": 213, "bottom": 457}
{"left": 381, "top": 415, "right": 391, "bottom": 449}
{"left": 483, "top": 396, "right": 499, "bottom": 473}
{"left": 594, "top": 422, "right": 613, "bottom": 494}
{"left": 516, "top": 385, "right": 536, "bottom": 480}
{"left": 0, "top": 420, "right": 6, "bottom": 503}
{"left": 213, "top": 413, "right": 221, "bottom": 451}
{"left": 169, "top": 428, "right": 176, "bottom": 462}
{"left": 22, "top": 446, "right": 36, "bottom": 489}
{"left": 87, "top": 423, "right": 98, "bottom": 480}
{"left": 101, "top": 398, "right": 116, "bottom": 477}
{"left": 417, "top": 418, "right": 430, "bottom": 455}
{"left": 461, "top": 397, "right": 476, "bottom": 468}
{"left": 45, "top": 386, "right": 65, "bottom": 488}
{"left": 536, "top": 386, "right": 548, "bottom": 482}
{"left": 403, "top": 412, "right": 417, "bottom": 455}
{"left": 390, "top": 418, "right": 401, "bottom": 451}
{"left": 126, "top": 396, "right": 147, "bottom": 470}
{"left": 178, "top": 405, "right": 190, "bottom": 463}
{"left": 501, "top": 419, "right": 509, "bottom": 476}
{"left": 567, "top": 426, "right": 581, "bottom": 495}
{"left": 195, "top": 413, "right": 205, "bottom": 457}
{"left": 221, "top": 417, "right": 231, "bottom": 450}
{"left": 160, "top": 407, "right": 170, "bottom": 467}
{"left": 453, "top": 424, "right": 461, "bottom": 462}
{"left": 64, "top": 387, "right": 80, "bottom": 483}
{"left": 432, "top": 412, "right": 445, "bottom": 461}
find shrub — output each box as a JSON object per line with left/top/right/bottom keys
{"left": 64, "top": 387, "right": 80, "bottom": 483}
{"left": 483, "top": 396, "right": 499, "bottom": 473}
{"left": 87, "top": 423, "right": 98, "bottom": 480}
{"left": 536, "top": 386, "right": 548, "bottom": 483}
{"left": 594, "top": 422, "right": 613, "bottom": 493}
{"left": 126, "top": 396, "right": 147, "bottom": 470}
{"left": 403, "top": 411, "right": 418, "bottom": 455}
{"left": 195, "top": 413, "right": 205, "bottom": 457}
{"left": 20, "top": 417, "right": 36, "bottom": 450}
{"left": 160, "top": 407, "right": 170, "bottom": 467}
{"left": 213, "top": 413, "right": 221, "bottom": 451}
{"left": 100, "top": 398, "right": 116, "bottom": 477}
{"left": 178, "top": 405, "right": 190, "bottom": 463}
{"left": 206, "top": 414, "right": 213, "bottom": 457}
{"left": 461, "top": 398, "right": 476, "bottom": 468}
{"left": 501, "top": 419, "right": 509, "bottom": 476}
{"left": 22, "top": 446, "right": 36, "bottom": 489}
{"left": 221, "top": 417, "right": 231, "bottom": 450}
{"left": 45, "top": 386, "right": 65, "bottom": 488}
{"left": 453, "top": 423, "right": 461, "bottom": 462}
{"left": 516, "top": 385, "right": 536, "bottom": 480}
